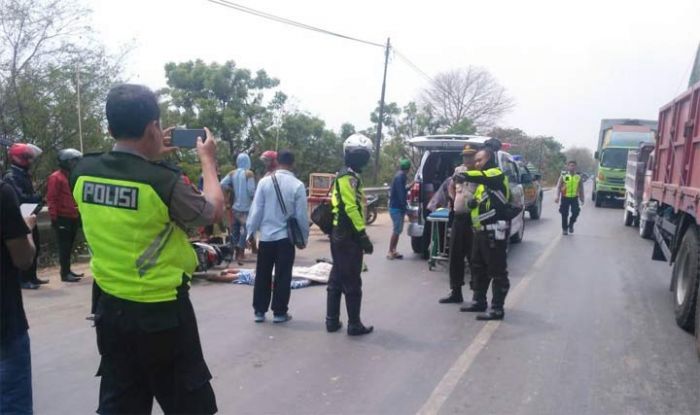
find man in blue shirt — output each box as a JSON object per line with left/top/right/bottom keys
{"left": 387, "top": 159, "right": 411, "bottom": 259}
{"left": 246, "top": 150, "right": 309, "bottom": 323}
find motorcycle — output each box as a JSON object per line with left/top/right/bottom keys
{"left": 191, "top": 238, "right": 234, "bottom": 272}
{"left": 366, "top": 194, "right": 379, "bottom": 225}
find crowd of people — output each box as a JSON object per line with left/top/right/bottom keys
{"left": 0, "top": 84, "right": 378, "bottom": 413}
{"left": 1, "top": 82, "right": 585, "bottom": 413}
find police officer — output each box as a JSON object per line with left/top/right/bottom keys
{"left": 71, "top": 84, "right": 223, "bottom": 414}
{"left": 325, "top": 134, "right": 374, "bottom": 336}
{"left": 439, "top": 144, "right": 477, "bottom": 304}
{"left": 455, "top": 144, "right": 511, "bottom": 320}
{"left": 555, "top": 160, "right": 584, "bottom": 235}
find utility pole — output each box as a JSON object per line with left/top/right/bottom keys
{"left": 76, "top": 63, "right": 84, "bottom": 153}
{"left": 374, "top": 37, "right": 391, "bottom": 184}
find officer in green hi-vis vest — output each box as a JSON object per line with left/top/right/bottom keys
{"left": 71, "top": 84, "right": 224, "bottom": 414}
{"left": 453, "top": 144, "right": 511, "bottom": 321}
{"left": 325, "top": 133, "right": 375, "bottom": 336}
{"left": 555, "top": 160, "right": 585, "bottom": 235}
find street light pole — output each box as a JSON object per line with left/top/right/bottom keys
{"left": 374, "top": 37, "right": 391, "bottom": 184}
{"left": 76, "top": 63, "right": 83, "bottom": 153}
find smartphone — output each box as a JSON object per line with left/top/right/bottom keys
{"left": 171, "top": 129, "right": 206, "bottom": 149}
{"left": 31, "top": 202, "right": 44, "bottom": 215}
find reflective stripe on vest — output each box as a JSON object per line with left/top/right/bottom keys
{"left": 470, "top": 167, "right": 508, "bottom": 228}
{"left": 73, "top": 176, "right": 197, "bottom": 303}
{"left": 562, "top": 174, "right": 581, "bottom": 198}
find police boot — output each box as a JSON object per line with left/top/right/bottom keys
{"left": 476, "top": 308, "right": 505, "bottom": 321}
{"left": 326, "top": 290, "right": 343, "bottom": 333}
{"left": 439, "top": 289, "right": 463, "bottom": 304}
{"left": 460, "top": 292, "right": 487, "bottom": 312}
{"left": 346, "top": 294, "right": 373, "bottom": 336}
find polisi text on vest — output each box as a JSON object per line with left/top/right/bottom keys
{"left": 82, "top": 181, "right": 139, "bottom": 210}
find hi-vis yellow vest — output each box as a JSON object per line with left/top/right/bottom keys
{"left": 468, "top": 167, "right": 509, "bottom": 228}
{"left": 561, "top": 173, "right": 581, "bottom": 198}
{"left": 72, "top": 152, "right": 197, "bottom": 303}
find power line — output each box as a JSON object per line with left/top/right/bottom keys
{"left": 393, "top": 48, "right": 434, "bottom": 83}
{"left": 204, "top": 0, "right": 385, "bottom": 48}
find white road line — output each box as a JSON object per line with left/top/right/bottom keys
{"left": 416, "top": 234, "right": 563, "bottom": 415}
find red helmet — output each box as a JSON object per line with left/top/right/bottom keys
{"left": 260, "top": 150, "right": 278, "bottom": 170}
{"left": 260, "top": 150, "right": 277, "bottom": 162}
{"left": 9, "top": 143, "right": 42, "bottom": 168}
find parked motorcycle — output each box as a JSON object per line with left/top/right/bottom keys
{"left": 366, "top": 194, "right": 379, "bottom": 225}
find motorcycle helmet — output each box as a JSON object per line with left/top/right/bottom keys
{"left": 343, "top": 133, "right": 373, "bottom": 172}
{"left": 57, "top": 148, "right": 83, "bottom": 170}
{"left": 9, "top": 143, "right": 42, "bottom": 168}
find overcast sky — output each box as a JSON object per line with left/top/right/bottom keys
{"left": 91, "top": 0, "right": 699, "bottom": 151}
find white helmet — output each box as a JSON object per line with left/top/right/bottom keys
{"left": 343, "top": 133, "right": 373, "bottom": 155}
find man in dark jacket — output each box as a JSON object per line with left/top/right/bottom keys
{"left": 387, "top": 159, "right": 410, "bottom": 259}
{"left": 4, "top": 143, "right": 46, "bottom": 289}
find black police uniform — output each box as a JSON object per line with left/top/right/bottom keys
{"left": 459, "top": 166, "right": 511, "bottom": 318}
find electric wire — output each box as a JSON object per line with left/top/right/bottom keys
{"left": 204, "top": 0, "right": 385, "bottom": 48}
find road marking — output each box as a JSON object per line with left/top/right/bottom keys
{"left": 416, "top": 234, "right": 563, "bottom": 415}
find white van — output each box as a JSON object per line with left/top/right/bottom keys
{"left": 405, "top": 135, "right": 526, "bottom": 256}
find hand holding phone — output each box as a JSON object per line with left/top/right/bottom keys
{"left": 171, "top": 129, "right": 207, "bottom": 149}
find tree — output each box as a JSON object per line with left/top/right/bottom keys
{"left": 422, "top": 67, "right": 514, "bottom": 130}
{"left": 0, "top": 0, "right": 123, "bottom": 183}
{"left": 564, "top": 147, "right": 595, "bottom": 174}
{"left": 489, "top": 127, "right": 565, "bottom": 184}
{"left": 160, "top": 60, "right": 281, "bottom": 158}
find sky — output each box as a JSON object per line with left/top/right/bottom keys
{"left": 91, "top": 0, "right": 700, "bottom": 151}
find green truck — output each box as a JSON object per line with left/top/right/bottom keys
{"left": 593, "top": 119, "right": 657, "bottom": 207}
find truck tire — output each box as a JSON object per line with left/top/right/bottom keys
{"left": 623, "top": 209, "right": 634, "bottom": 226}
{"left": 592, "top": 189, "right": 596, "bottom": 202}
{"left": 528, "top": 195, "right": 542, "bottom": 220}
{"left": 671, "top": 226, "right": 700, "bottom": 332}
{"left": 594, "top": 192, "right": 602, "bottom": 207}
{"left": 639, "top": 217, "right": 653, "bottom": 239}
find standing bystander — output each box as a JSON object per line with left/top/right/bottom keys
{"left": 246, "top": 150, "right": 309, "bottom": 323}
{"left": 387, "top": 159, "right": 411, "bottom": 259}
{"left": 0, "top": 178, "right": 37, "bottom": 414}
{"left": 221, "top": 153, "right": 256, "bottom": 264}
{"left": 46, "top": 148, "right": 84, "bottom": 283}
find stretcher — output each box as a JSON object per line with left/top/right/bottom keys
{"left": 427, "top": 208, "right": 450, "bottom": 271}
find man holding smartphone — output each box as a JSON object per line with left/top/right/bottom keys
{"left": 71, "top": 84, "right": 223, "bottom": 414}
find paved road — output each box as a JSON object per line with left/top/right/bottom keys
{"left": 23, "top": 187, "right": 700, "bottom": 414}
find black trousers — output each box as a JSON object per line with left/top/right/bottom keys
{"left": 449, "top": 213, "right": 473, "bottom": 291}
{"left": 252, "top": 239, "right": 295, "bottom": 316}
{"left": 53, "top": 216, "right": 79, "bottom": 277}
{"left": 470, "top": 230, "right": 510, "bottom": 309}
{"left": 94, "top": 291, "right": 217, "bottom": 414}
{"left": 327, "top": 230, "right": 364, "bottom": 324}
{"left": 560, "top": 197, "right": 580, "bottom": 230}
{"left": 20, "top": 227, "right": 39, "bottom": 284}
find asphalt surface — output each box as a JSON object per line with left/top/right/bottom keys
{"left": 23, "top": 187, "right": 700, "bottom": 414}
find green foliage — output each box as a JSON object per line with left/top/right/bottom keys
{"left": 0, "top": 0, "right": 122, "bottom": 187}
{"left": 160, "top": 60, "right": 282, "bottom": 158}
{"left": 489, "top": 127, "right": 566, "bottom": 184}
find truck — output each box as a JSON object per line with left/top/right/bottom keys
{"left": 623, "top": 142, "right": 656, "bottom": 237}
{"left": 649, "top": 81, "right": 700, "bottom": 358}
{"left": 593, "top": 119, "right": 657, "bottom": 207}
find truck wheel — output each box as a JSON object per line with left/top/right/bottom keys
{"left": 529, "top": 195, "right": 542, "bottom": 220}
{"left": 594, "top": 193, "right": 602, "bottom": 207}
{"left": 592, "top": 189, "right": 596, "bottom": 202}
{"left": 639, "top": 218, "right": 653, "bottom": 239}
{"left": 671, "top": 226, "right": 700, "bottom": 332}
{"left": 623, "top": 209, "right": 634, "bottom": 226}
